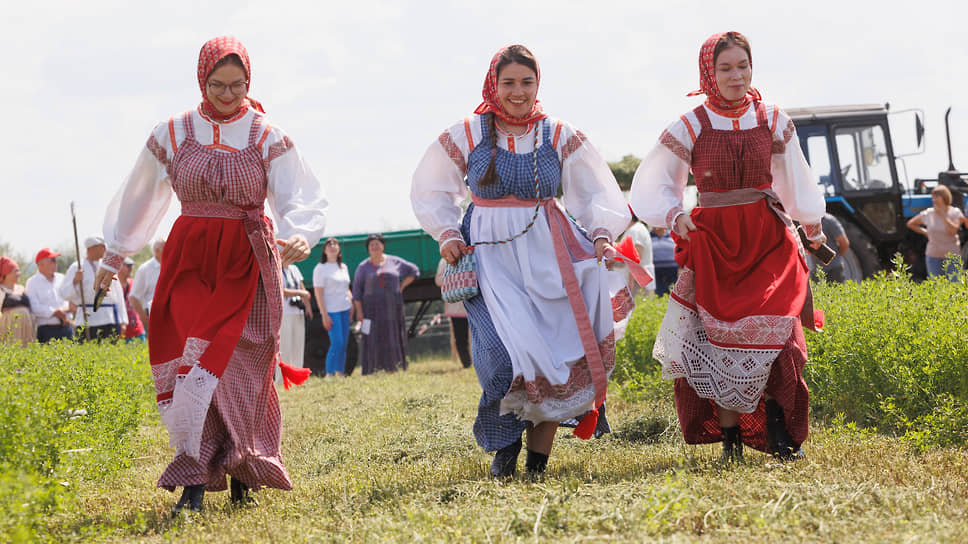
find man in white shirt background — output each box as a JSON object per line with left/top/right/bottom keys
{"left": 129, "top": 238, "right": 164, "bottom": 331}
{"left": 59, "top": 236, "right": 128, "bottom": 342}
{"left": 25, "top": 247, "right": 74, "bottom": 343}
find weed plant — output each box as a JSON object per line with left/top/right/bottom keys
{"left": 0, "top": 341, "right": 154, "bottom": 542}
{"left": 806, "top": 258, "right": 968, "bottom": 450}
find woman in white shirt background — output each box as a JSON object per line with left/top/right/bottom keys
{"left": 313, "top": 238, "right": 353, "bottom": 377}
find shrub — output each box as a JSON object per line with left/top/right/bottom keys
{"left": 0, "top": 341, "right": 154, "bottom": 541}
{"left": 806, "top": 259, "right": 968, "bottom": 450}
{"left": 613, "top": 295, "right": 667, "bottom": 401}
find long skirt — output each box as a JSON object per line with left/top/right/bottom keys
{"left": 150, "top": 212, "right": 291, "bottom": 491}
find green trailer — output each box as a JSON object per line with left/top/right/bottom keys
{"left": 295, "top": 228, "right": 442, "bottom": 302}
{"left": 294, "top": 228, "right": 444, "bottom": 339}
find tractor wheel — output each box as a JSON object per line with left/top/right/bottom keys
{"left": 842, "top": 221, "right": 881, "bottom": 280}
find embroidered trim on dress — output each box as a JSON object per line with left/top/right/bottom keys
{"left": 696, "top": 306, "right": 796, "bottom": 349}
{"left": 660, "top": 130, "right": 691, "bottom": 163}
{"left": 502, "top": 332, "right": 616, "bottom": 422}
{"left": 560, "top": 130, "right": 587, "bottom": 162}
{"left": 263, "top": 135, "right": 294, "bottom": 170}
{"left": 101, "top": 252, "right": 124, "bottom": 273}
{"left": 146, "top": 135, "right": 171, "bottom": 171}
{"left": 802, "top": 222, "right": 823, "bottom": 241}
{"left": 438, "top": 228, "right": 463, "bottom": 249}
{"left": 590, "top": 227, "right": 612, "bottom": 244}
{"left": 611, "top": 286, "right": 635, "bottom": 322}
{"left": 665, "top": 206, "right": 685, "bottom": 229}
{"left": 772, "top": 119, "right": 796, "bottom": 155}
{"left": 438, "top": 131, "right": 467, "bottom": 173}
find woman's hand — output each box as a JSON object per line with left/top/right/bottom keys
{"left": 321, "top": 312, "right": 333, "bottom": 331}
{"left": 277, "top": 235, "right": 311, "bottom": 267}
{"left": 440, "top": 239, "right": 466, "bottom": 266}
{"left": 674, "top": 214, "right": 697, "bottom": 240}
{"left": 808, "top": 233, "right": 827, "bottom": 251}
{"left": 94, "top": 268, "right": 114, "bottom": 291}
{"left": 594, "top": 238, "right": 616, "bottom": 270}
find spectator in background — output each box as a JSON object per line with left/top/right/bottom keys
{"left": 907, "top": 185, "right": 967, "bottom": 281}
{"left": 0, "top": 256, "right": 35, "bottom": 347}
{"left": 278, "top": 263, "right": 312, "bottom": 383}
{"left": 807, "top": 213, "right": 850, "bottom": 283}
{"left": 352, "top": 233, "right": 418, "bottom": 375}
{"left": 650, "top": 227, "right": 678, "bottom": 296}
{"left": 130, "top": 238, "right": 164, "bottom": 331}
{"left": 119, "top": 257, "right": 146, "bottom": 342}
{"left": 435, "top": 258, "right": 471, "bottom": 368}
{"left": 313, "top": 238, "right": 353, "bottom": 377}
{"left": 614, "top": 214, "right": 656, "bottom": 298}
{"left": 26, "top": 248, "right": 74, "bottom": 342}
{"left": 60, "top": 235, "right": 127, "bottom": 342}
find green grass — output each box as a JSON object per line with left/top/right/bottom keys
{"left": 43, "top": 359, "right": 968, "bottom": 543}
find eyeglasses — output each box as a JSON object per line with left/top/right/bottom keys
{"left": 207, "top": 79, "right": 248, "bottom": 95}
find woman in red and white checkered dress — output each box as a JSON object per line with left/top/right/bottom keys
{"left": 630, "top": 32, "right": 827, "bottom": 462}
{"left": 95, "top": 36, "right": 327, "bottom": 514}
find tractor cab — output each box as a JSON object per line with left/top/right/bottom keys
{"left": 790, "top": 104, "right": 911, "bottom": 280}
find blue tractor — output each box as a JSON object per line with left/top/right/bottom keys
{"left": 790, "top": 104, "right": 968, "bottom": 281}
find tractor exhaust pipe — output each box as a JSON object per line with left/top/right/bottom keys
{"left": 945, "top": 107, "right": 955, "bottom": 172}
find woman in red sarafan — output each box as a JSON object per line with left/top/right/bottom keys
{"left": 629, "top": 31, "right": 827, "bottom": 462}
{"left": 95, "top": 36, "right": 327, "bottom": 513}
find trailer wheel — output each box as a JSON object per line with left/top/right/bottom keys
{"left": 842, "top": 221, "right": 881, "bottom": 280}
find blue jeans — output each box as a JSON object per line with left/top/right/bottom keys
{"left": 926, "top": 254, "right": 961, "bottom": 282}
{"left": 326, "top": 310, "right": 350, "bottom": 375}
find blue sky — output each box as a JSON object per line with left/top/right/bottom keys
{"left": 2, "top": 0, "right": 966, "bottom": 257}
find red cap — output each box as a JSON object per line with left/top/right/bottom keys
{"left": 0, "top": 256, "right": 17, "bottom": 278}
{"left": 35, "top": 248, "right": 61, "bottom": 263}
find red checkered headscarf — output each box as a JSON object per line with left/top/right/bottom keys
{"left": 473, "top": 45, "right": 547, "bottom": 126}
{"left": 687, "top": 32, "right": 762, "bottom": 116}
{"left": 197, "top": 36, "right": 266, "bottom": 121}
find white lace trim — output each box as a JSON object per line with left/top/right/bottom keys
{"left": 500, "top": 384, "right": 596, "bottom": 424}
{"left": 653, "top": 296, "right": 781, "bottom": 413}
{"left": 156, "top": 337, "right": 218, "bottom": 460}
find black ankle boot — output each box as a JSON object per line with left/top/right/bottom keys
{"left": 171, "top": 484, "right": 205, "bottom": 516}
{"left": 525, "top": 449, "right": 549, "bottom": 475}
{"left": 230, "top": 477, "right": 251, "bottom": 504}
{"left": 490, "top": 438, "right": 522, "bottom": 477}
{"left": 720, "top": 426, "right": 743, "bottom": 463}
{"left": 765, "top": 400, "right": 802, "bottom": 461}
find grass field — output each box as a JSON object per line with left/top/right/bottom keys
{"left": 49, "top": 358, "right": 968, "bottom": 543}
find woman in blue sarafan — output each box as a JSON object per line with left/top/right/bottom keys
{"left": 411, "top": 45, "right": 636, "bottom": 477}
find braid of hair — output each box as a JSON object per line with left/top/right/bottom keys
{"left": 479, "top": 113, "right": 500, "bottom": 186}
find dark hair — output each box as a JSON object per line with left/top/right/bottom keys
{"left": 713, "top": 32, "right": 752, "bottom": 66}
{"left": 320, "top": 237, "right": 343, "bottom": 265}
{"left": 366, "top": 233, "right": 386, "bottom": 248}
{"left": 211, "top": 54, "right": 247, "bottom": 79}
{"left": 479, "top": 45, "right": 539, "bottom": 187}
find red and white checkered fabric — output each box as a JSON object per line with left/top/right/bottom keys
{"left": 149, "top": 108, "right": 288, "bottom": 491}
